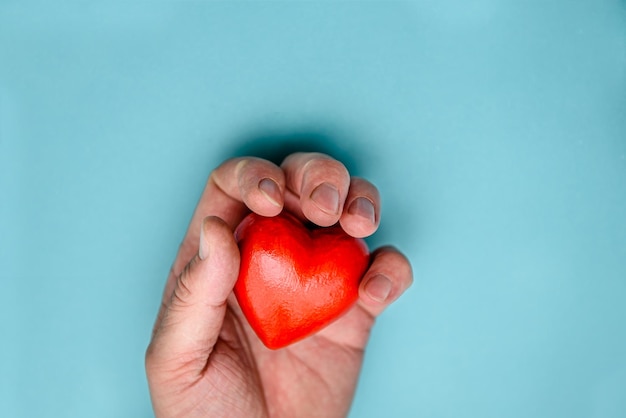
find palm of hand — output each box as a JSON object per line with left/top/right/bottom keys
{"left": 186, "top": 302, "right": 374, "bottom": 418}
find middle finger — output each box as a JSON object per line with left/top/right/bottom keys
{"left": 281, "top": 152, "right": 351, "bottom": 227}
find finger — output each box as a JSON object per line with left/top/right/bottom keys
{"left": 357, "top": 246, "right": 413, "bottom": 318}
{"left": 339, "top": 177, "right": 381, "bottom": 238}
{"left": 211, "top": 157, "right": 285, "bottom": 222}
{"left": 281, "top": 152, "right": 350, "bottom": 227}
{"left": 146, "top": 217, "right": 240, "bottom": 372}
{"left": 178, "top": 157, "right": 285, "bottom": 268}
{"left": 161, "top": 157, "right": 285, "bottom": 320}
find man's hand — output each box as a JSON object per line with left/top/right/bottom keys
{"left": 145, "top": 152, "right": 413, "bottom": 418}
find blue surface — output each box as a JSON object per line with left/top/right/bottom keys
{"left": 1, "top": 2, "right": 625, "bottom": 417}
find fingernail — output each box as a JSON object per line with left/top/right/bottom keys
{"left": 199, "top": 222, "right": 209, "bottom": 260}
{"left": 348, "top": 197, "right": 376, "bottom": 224}
{"left": 258, "top": 178, "right": 281, "bottom": 207}
{"left": 310, "top": 182, "right": 339, "bottom": 214}
{"left": 365, "top": 274, "right": 392, "bottom": 303}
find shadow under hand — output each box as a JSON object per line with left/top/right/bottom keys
{"left": 222, "top": 129, "right": 363, "bottom": 176}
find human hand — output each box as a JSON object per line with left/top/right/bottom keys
{"left": 145, "top": 152, "right": 413, "bottom": 418}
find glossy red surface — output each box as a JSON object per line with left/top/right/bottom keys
{"left": 234, "top": 211, "right": 370, "bottom": 349}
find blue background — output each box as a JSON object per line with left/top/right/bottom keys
{"left": 1, "top": 1, "right": 625, "bottom": 417}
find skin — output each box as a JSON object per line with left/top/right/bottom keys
{"left": 145, "top": 152, "right": 414, "bottom": 418}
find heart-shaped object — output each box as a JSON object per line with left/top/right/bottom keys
{"left": 234, "top": 211, "right": 370, "bottom": 349}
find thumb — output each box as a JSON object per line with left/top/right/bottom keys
{"left": 146, "top": 216, "right": 240, "bottom": 373}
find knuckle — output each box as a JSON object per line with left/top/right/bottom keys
{"left": 373, "top": 246, "right": 414, "bottom": 288}
{"left": 235, "top": 158, "right": 250, "bottom": 175}
{"left": 303, "top": 153, "right": 348, "bottom": 177}
{"left": 351, "top": 177, "right": 380, "bottom": 198}
{"left": 144, "top": 342, "right": 157, "bottom": 369}
{"left": 170, "top": 260, "right": 197, "bottom": 309}
{"left": 237, "top": 157, "right": 282, "bottom": 190}
{"left": 319, "top": 158, "right": 349, "bottom": 178}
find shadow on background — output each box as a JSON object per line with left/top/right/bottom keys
{"left": 222, "top": 128, "right": 363, "bottom": 175}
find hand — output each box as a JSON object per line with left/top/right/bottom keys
{"left": 145, "top": 152, "right": 413, "bottom": 418}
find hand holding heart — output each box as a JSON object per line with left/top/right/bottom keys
{"left": 146, "top": 153, "right": 413, "bottom": 418}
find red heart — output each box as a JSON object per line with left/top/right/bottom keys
{"left": 234, "top": 211, "right": 370, "bottom": 349}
